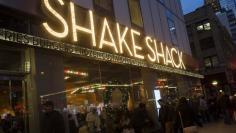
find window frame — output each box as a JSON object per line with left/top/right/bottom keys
{"left": 203, "top": 55, "right": 219, "bottom": 68}
{"left": 93, "top": 0, "right": 115, "bottom": 19}
{"left": 127, "top": 0, "right": 144, "bottom": 29}
{"left": 166, "top": 10, "right": 178, "bottom": 46}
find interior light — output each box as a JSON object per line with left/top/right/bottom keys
{"left": 212, "top": 80, "right": 218, "bottom": 86}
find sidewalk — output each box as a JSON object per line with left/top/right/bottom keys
{"left": 199, "top": 121, "right": 236, "bottom": 133}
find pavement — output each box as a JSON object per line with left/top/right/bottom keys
{"left": 199, "top": 121, "right": 236, "bottom": 133}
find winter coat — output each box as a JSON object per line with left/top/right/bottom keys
{"left": 41, "top": 110, "right": 65, "bottom": 133}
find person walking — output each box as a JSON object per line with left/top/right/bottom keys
{"left": 41, "top": 101, "right": 65, "bottom": 133}
{"left": 199, "top": 97, "right": 209, "bottom": 123}
{"left": 219, "top": 93, "right": 231, "bottom": 124}
{"left": 131, "top": 103, "right": 150, "bottom": 133}
{"left": 177, "top": 97, "right": 198, "bottom": 133}
{"left": 158, "top": 99, "right": 175, "bottom": 133}
{"left": 68, "top": 114, "right": 78, "bottom": 133}
{"left": 86, "top": 108, "right": 101, "bottom": 133}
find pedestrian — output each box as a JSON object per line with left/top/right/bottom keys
{"left": 41, "top": 101, "right": 65, "bottom": 133}
{"left": 158, "top": 99, "right": 174, "bottom": 133}
{"left": 1, "top": 114, "right": 12, "bottom": 133}
{"left": 120, "top": 112, "right": 135, "bottom": 133}
{"left": 199, "top": 96, "right": 209, "bottom": 123}
{"left": 68, "top": 114, "right": 78, "bottom": 133}
{"left": 177, "top": 97, "right": 198, "bottom": 133}
{"left": 232, "top": 94, "right": 236, "bottom": 121}
{"left": 219, "top": 93, "right": 231, "bottom": 124}
{"left": 131, "top": 103, "right": 150, "bottom": 133}
{"left": 86, "top": 108, "right": 101, "bottom": 133}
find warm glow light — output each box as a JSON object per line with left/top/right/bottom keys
{"left": 99, "top": 18, "right": 118, "bottom": 53}
{"left": 171, "top": 48, "right": 181, "bottom": 68}
{"left": 165, "top": 46, "right": 174, "bottom": 67}
{"left": 145, "top": 36, "right": 156, "bottom": 62}
{"left": 131, "top": 29, "right": 144, "bottom": 59}
{"left": 70, "top": 3, "right": 96, "bottom": 46}
{"left": 64, "top": 69, "right": 88, "bottom": 76}
{"left": 42, "top": 0, "right": 69, "bottom": 38}
{"left": 41, "top": 0, "right": 187, "bottom": 71}
{"left": 154, "top": 41, "right": 166, "bottom": 64}
{"left": 64, "top": 76, "right": 70, "bottom": 80}
{"left": 116, "top": 23, "right": 133, "bottom": 56}
{"left": 212, "top": 80, "right": 218, "bottom": 86}
{"left": 178, "top": 51, "right": 186, "bottom": 69}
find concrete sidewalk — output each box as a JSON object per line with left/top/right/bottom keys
{"left": 199, "top": 121, "right": 236, "bottom": 133}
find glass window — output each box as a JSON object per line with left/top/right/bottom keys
{"left": 62, "top": 57, "right": 145, "bottom": 131}
{"left": 128, "top": 0, "right": 143, "bottom": 27}
{"left": 204, "top": 55, "right": 219, "bottom": 68}
{"left": 167, "top": 18, "right": 178, "bottom": 44}
{"left": 204, "top": 58, "right": 212, "bottom": 68}
{"left": 211, "top": 56, "right": 219, "bottom": 67}
{"left": 166, "top": 11, "right": 177, "bottom": 45}
{"left": 204, "top": 22, "right": 211, "bottom": 30}
{"left": 197, "top": 25, "right": 204, "bottom": 31}
{"left": 197, "top": 22, "right": 211, "bottom": 31}
{"left": 94, "top": 0, "right": 113, "bottom": 11}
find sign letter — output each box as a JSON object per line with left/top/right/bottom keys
{"left": 70, "top": 2, "right": 96, "bottom": 46}
{"left": 42, "top": 0, "right": 69, "bottom": 38}
{"left": 99, "top": 18, "right": 118, "bottom": 53}
{"left": 131, "top": 29, "right": 144, "bottom": 59}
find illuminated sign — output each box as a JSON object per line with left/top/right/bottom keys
{"left": 0, "top": 28, "right": 203, "bottom": 78}
{"left": 42, "top": 0, "right": 185, "bottom": 70}
{"left": 64, "top": 69, "right": 88, "bottom": 76}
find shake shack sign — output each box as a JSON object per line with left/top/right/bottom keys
{"left": 0, "top": 0, "right": 203, "bottom": 78}
{"left": 41, "top": 0, "right": 186, "bottom": 70}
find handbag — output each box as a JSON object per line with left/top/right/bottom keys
{"left": 178, "top": 112, "right": 198, "bottom": 133}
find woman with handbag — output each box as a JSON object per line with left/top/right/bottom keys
{"left": 177, "top": 97, "right": 198, "bottom": 133}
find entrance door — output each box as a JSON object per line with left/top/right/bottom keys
{"left": 0, "top": 76, "right": 28, "bottom": 133}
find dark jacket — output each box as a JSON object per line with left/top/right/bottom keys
{"left": 177, "top": 103, "right": 196, "bottom": 128}
{"left": 41, "top": 110, "right": 65, "bottom": 133}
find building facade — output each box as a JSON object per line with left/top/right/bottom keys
{"left": 205, "top": 0, "right": 236, "bottom": 43}
{"left": 205, "top": 0, "right": 221, "bottom": 12}
{"left": 185, "top": 5, "right": 235, "bottom": 97}
{"left": 0, "top": 0, "right": 201, "bottom": 132}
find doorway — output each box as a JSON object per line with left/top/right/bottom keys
{"left": 0, "top": 76, "right": 28, "bottom": 133}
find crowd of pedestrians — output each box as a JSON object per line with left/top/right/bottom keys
{"left": 158, "top": 92, "right": 236, "bottom": 133}
{"left": 40, "top": 101, "right": 158, "bottom": 133}
{"left": 1, "top": 92, "right": 236, "bottom": 133}
{"left": 0, "top": 111, "right": 25, "bottom": 133}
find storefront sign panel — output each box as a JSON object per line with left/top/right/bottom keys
{"left": 41, "top": 0, "right": 186, "bottom": 70}
{"left": 0, "top": 28, "right": 203, "bottom": 78}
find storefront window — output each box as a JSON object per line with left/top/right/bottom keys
{"left": 0, "top": 79, "right": 28, "bottom": 133}
{"left": 63, "top": 57, "right": 145, "bottom": 132}
{"left": 0, "top": 48, "right": 23, "bottom": 72}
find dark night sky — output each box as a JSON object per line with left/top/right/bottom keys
{"left": 180, "top": 0, "right": 204, "bottom": 14}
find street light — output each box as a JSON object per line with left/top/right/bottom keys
{"left": 212, "top": 80, "right": 218, "bottom": 86}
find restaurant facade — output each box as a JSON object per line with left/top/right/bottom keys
{"left": 0, "top": 0, "right": 203, "bottom": 132}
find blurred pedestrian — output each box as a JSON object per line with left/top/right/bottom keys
{"left": 86, "top": 108, "right": 101, "bottom": 133}
{"left": 158, "top": 99, "right": 174, "bottom": 133}
{"left": 68, "top": 114, "right": 78, "bottom": 133}
{"left": 177, "top": 97, "right": 198, "bottom": 133}
{"left": 219, "top": 93, "right": 231, "bottom": 124}
{"left": 199, "top": 97, "right": 209, "bottom": 123}
{"left": 41, "top": 101, "right": 65, "bottom": 133}
{"left": 131, "top": 103, "right": 150, "bottom": 133}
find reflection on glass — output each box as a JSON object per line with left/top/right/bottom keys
{"left": 0, "top": 80, "right": 28, "bottom": 133}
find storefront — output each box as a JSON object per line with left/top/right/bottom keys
{"left": 0, "top": 0, "right": 203, "bottom": 133}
